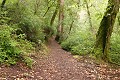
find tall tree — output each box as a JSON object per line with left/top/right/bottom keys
{"left": 55, "top": 0, "right": 64, "bottom": 41}
{"left": 84, "top": 0, "right": 93, "bottom": 31}
{"left": 93, "top": 0, "right": 120, "bottom": 61}
{"left": 50, "top": 0, "right": 59, "bottom": 26}
{"left": 43, "top": 0, "right": 54, "bottom": 17}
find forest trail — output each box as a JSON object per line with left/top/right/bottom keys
{"left": 0, "top": 37, "right": 120, "bottom": 80}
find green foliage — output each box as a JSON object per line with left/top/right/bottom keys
{"left": 23, "top": 57, "right": 33, "bottom": 68}
{"left": 111, "top": 33, "right": 120, "bottom": 54}
{"left": 0, "top": 25, "right": 34, "bottom": 65}
{"left": 0, "top": 0, "right": 48, "bottom": 66}
{"left": 19, "top": 14, "right": 45, "bottom": 43}
{"left": 6, "top": 2, "right": 45, "bottom": 43}
{"left": 0, "top": 10, "right": 10, "bottom": 25}
{"left": 109, "top": 54, "right": 120, "bottom": 65}
{"left": 61, "top": 31, "right": 94, "bottom": 55}
{"left": 109, "top": 33, "right": 120, "bottom": 65}
{"left": 0, "top": 0, "right": 120, "bottom": 67}
{"left": 0, "top": 25, "right": 21, "bottom": 64}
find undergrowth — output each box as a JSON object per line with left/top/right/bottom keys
{"left": 109, "top": 33, "right": 120, "bottom": 65}
{"left": 0, "top": 1, "right": 48, "bottom": 67}
{"left": 61, "top": 31, "right": 95, "bottom": 55}
{"left": 0, "top": 25, "right": 33, "bottom": 65}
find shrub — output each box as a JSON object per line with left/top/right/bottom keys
{"left": 6, "top": 2, "right": 45, "bottom": 44}
{"left": 109, "top": 54, "right": 120, "bottom": 65}
{"left": 19, "top": 14, "right": 45, "bottom": 43}
{"left": 23, "top": 56, "right": 33, "bottom": 68}
{"left": 0, "top": 25, "right": 34, "bottom": 65}
{"left": 61, "top": 31, "right": 95, "bottom": 55}
{"left": 0, "top": 25, "right": 21, "bottom": 65}
{"left": 109, "top": 33, "right": 120, "bottom": 65}
{"left": 110, "top": 33, "right": 120, "bottom": 54}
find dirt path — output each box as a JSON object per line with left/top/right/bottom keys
{"left": 0, "top": 38, "right": 120, "bottom": 80}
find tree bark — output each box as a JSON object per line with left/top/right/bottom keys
{"left": 93, "top": 0, "right": 119, "bottom": 61}
{"left": 84, "top": 0, "right": 93, "bottom": 31}
{"left": 55, "top": 0, "right": 64, "bottom": 41}
{"left": 50, "top": 1, "right": 59, "bottom": 26}
{"left": 43, "top": 0, "right": 54, "bottom": 17}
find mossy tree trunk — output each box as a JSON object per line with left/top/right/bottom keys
{"left": 93, "top": 0, "right": 119, "bottom": 61}
{"left": 50, "top": 0, "right": 59, "bottom": 26}
{"left": 55, "top": 0, "right": 64, "bottom": 42}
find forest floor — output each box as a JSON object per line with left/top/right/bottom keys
{"left": 0, "top": 37, "right": 120, "bottom": 80}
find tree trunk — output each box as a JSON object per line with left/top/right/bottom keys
{"left": 68, "top": 20, "right": 74, "bottom": 35}
{"left": 55, "top": 0, "right": 64, "bottom": 41}
{"left": 65, "top": 20, "right": 74, "bottom": 40}
{"left": 50, "top": 1, "right": 59, "bottom": 26}
{"left": 43, "top": 0, "right": 54, "bottom": 17}
{"left": 84, "top": 0, "right": 93, "bottom": 31}
{"left": 93, "top": 0, "right": 119, "bottom": 61}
